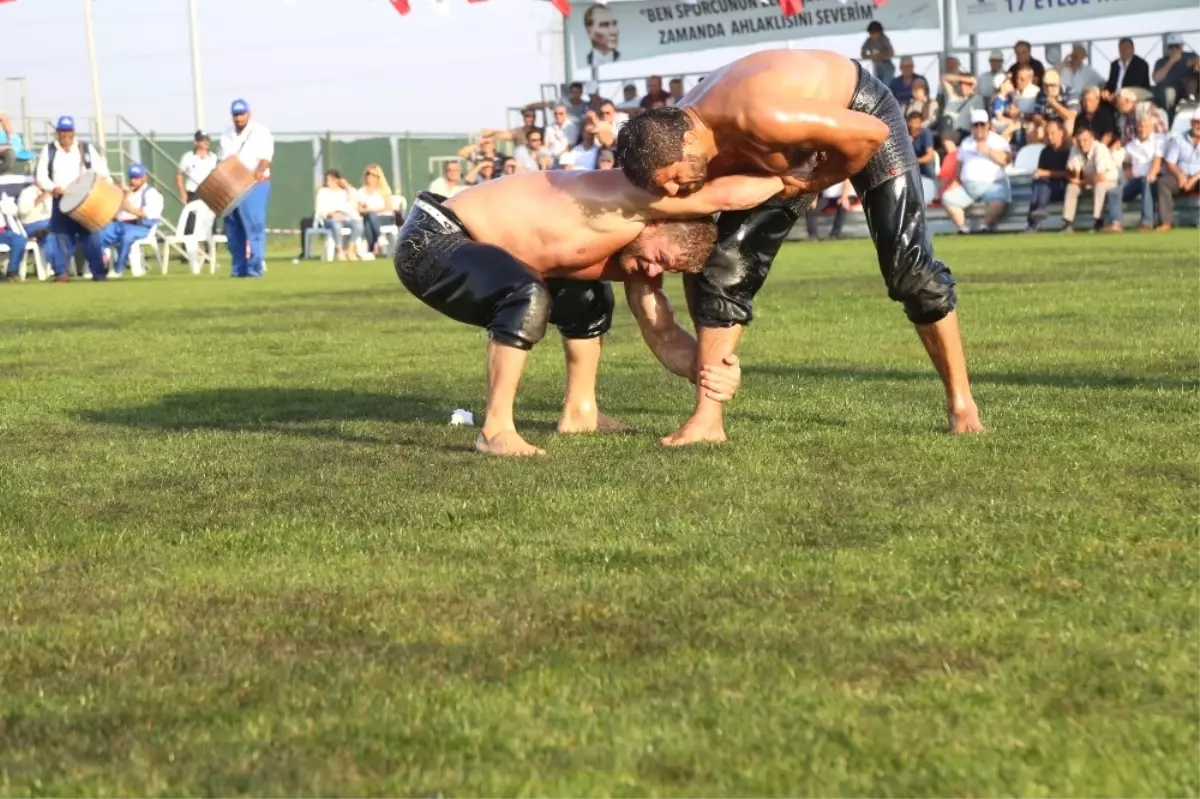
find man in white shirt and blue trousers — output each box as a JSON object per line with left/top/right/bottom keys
{"left": 34, "top": 115, "right": 110, "bottom": 282}
{"left": 96, "top": 163, "right": 164, "bottom": 277}
{"left": 219, "top": 99, "right": 273, "bottom": 278}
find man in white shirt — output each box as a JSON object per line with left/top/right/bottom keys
{"left": 34, "top": 115, "right": 111, "bottom": 281}
{"left": 1062, "top": 126, "right": 1119, "bottom": 233}
{"left": 428, "top": 161, "right": 467, "bottom": 197}
{"left": 977, "top": 50, "right": 1008, "bottom": 97}
{"left": 1155, "top": 111, "right": 1200, "bottom": 231}
{"left": 941, "top": 109, "right": 1012, "bottom": 233}
{"left": 96, "top": 163, "right": 164, "bottom": 277}
{"left": 542, "top": 105, "right": 579, "bottom": 160}
{"left": 1055, "top": 43, "right": 1105, "bottom": 100}
{"left": 16, "top": 182, "right": 52, "bottom": 239}
{"left": 1110, "top": 115, "right": 1164, "bottom": 230}
{"left": 218, "top": 98, "right": 273, "bottom": 278}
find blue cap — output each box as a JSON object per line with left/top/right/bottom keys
{"left": 55, "top": 115, "right": 75, "bottom": 131}
{"left": 127, "top": 163, "right": 146, "bottom": 179}
{"left": 230, "top": 99, "right": 250, "bottom": 115}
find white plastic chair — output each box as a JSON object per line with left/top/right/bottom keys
{"left": 306, "top": 217, "right": 361, "bottom": 261}
{"left": 920, "top": 176, "right": 939, "bottom": 207}
{"left": 126, "top": 225, "right": 161, "bottom": 277}
{"left": 0, "top": 217, "right": 47, "bottom": 281}
{"left": 161, "top": 201, "right": 223, "bottom": 275}
{"left": 1009, "top": 143, "right": 1044, "bottom": 177}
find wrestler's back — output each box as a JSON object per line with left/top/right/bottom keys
{"left": 446, "top": 171, "right": 642, "bottom": 275}
{"left": 683, "top": 49, "right": 858, "bottom": 115}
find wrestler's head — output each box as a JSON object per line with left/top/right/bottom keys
{"left": 615, "top": 217, "right": 716, "bottom": 278}
{"left": 616, "top": 107, "right": 707, "bottom": 197}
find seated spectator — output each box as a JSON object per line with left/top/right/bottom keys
{"left": 356, "top": 164, "right": 396, "bottom": 256}
{"left": 1155, "top": 111, "right": 1200, "bottom": 231}
{"left": 1105, "top": 37, "right": 1152, "bottom": 101}
{"left": 905, "top": 78, "right": 936, "bottom": 127}
{"left": 1006, "top": 40, "right": 1045, "bottom": 87}
{"left": 466, "top": 158, "right": 496, "bottom": 184}
{"left": 936, "top": 131, "right": 960, "bottom": 197}
{"left": 98, "top": 163, "right": 164, "bottom": 276}
{"left": 16, "top": 182, "right": 52, "bottom": 241}
{"left": 500, "top": 157, "right": 519, "bottom": 176}
{"left": 458, "top": 135, "right": 503, "bottom": 173}
{"left": 978, "top": 50, "right": 1008, "bottom": 98}
{"left": 616, "top": 83, "right": 640, "bottom": 111}
{"left": 1062, "top": 126, "right": 1119, "bottom": 233}
{"left": 804, "top": 180, "right": 853, "bottom": 241}
{"left": 592, "top": 102, "right": 625, "bottom": 149}
{"left": 940, "top": 110, "right": 1012, "bottom": 234}
{"left": 543, "top": 104, "right": 579, "bottom": 159}
{"left": 494, "top": 109, "right": 543, "bottom": 146}
{"left": 1026, "top": 118, "right": 1073, "bottom": 232}
{"left": 1032, "top": 70, "right": 1080, "bottom": 142}
{"left": 512, "top": 129, "right": 546, "bottom": 172}
{"left": 1000, "top": 65, "right": 1041, "bottom": 146}
{"left": 1074, "top": 86, "right": 1117, "bottom": 146}
{"left": 536, "top": 152, "right": 555, "bottom": 171}
{"left": 1054, "top": 43, "right": 1105, "bottom": 100}
{"left": 908, "top": 111, "right": 936, "bottom": 178}
{"left": 640, "top": 75, "right": 670, "bottom": 109}
{"left": 429, "top": 160, "right": 467, "bottom": 197}
{"left": 596, "top": 148, "right": 616, "bottom": 169}
{"left": 1152, "top": 34, "right": 1200, "bottom": 121}
{"left": 667, "top": 77, "right": 685, "bottom": 106}
{"left": 889, "top": 56, "right": 925, "bottom": 104}
{"left": 0, "top": 194, "right": 28, "bottom": 279}
{"left": 568, "top": 124, "right": 602, "bottom": 169}
{"left": 1109, "top": 115, "right": 1164, "bottom": 231}
{"left": 315, "top": 169, "right": 363, "bottom": 260}
{"left": 937, "top": 55, "right": 980, "bottom": 137}
{"left": 860, "top": 21, "right": 896, "bottom": 85}
{"left": 1113, "top": 89, "right": 1142, "bottom": 145}
{"left": 524, "top": 83, "right": 586, "bottom": 123}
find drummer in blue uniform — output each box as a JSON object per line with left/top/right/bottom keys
{"left": 33, "top": 115, "right": 111, "bottom": 282}
{"left": 96, "top": 163, "right": 164, "bottom": 278}
{"left": 218, "top": 99, "right": 274, "bottom": 278}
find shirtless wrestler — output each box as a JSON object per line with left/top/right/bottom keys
{"left": 615, "top": 48, "right": 985, "bottom": 445}
{"left": 393, "top": 168, "right": 785, "bottom": 456}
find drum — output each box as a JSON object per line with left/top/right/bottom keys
{"left": 196, "top": 157, "right": 257, "bottom": 217}
{"left": 59, "top": 171, "right": 123, "bottom": 233}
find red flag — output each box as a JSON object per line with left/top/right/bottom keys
{"left": 389, "top": 0, "right": 410, "bottom": 15}
{"left": 467, "top": 0, "right": 488, "bottom": 3}
{"left": 784, "top": 0, "right": 884, "bottom": 15}
{"left": 549, "top": 0, "right": 570, "bottom": 15}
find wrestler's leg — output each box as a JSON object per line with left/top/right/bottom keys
{"left": 664, "top": 202, "right": 800, "bottom": 446}
{"left": 859, "top": 166, "right": 982, "bottom": 433}
{"left": 545, "top": 279, "right": 630, "bottom": 434}
{"left": 476, "top": 341, "right": 544, "bottom": 457}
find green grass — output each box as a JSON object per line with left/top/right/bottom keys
{"left": 1, "top": 232, "right": 1197, "bottom": 797}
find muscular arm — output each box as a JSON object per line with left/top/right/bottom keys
{"left": 638, "top": 174, "right": 785, "bottom": 218}
{"left": 743, "top": 100, "right": 890, "bottom": 185}
{"left": 624, "top": 279, "right": 695, "bottom": 380}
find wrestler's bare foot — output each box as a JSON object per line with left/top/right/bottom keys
{"left": 659, "top": 416, "right": 727, "bottom": 447}
{"left": 557, "top": 404, "right": 632, "bottom": 434}
{"left": 475, "top": 430, "right": 546, "bottom": 457}
{"left": 948, "top": 401, "right": 985, "bottom": 434}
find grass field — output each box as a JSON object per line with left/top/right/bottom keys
{"left": 1, "top": 232, "right": 1197, "bottom": 797}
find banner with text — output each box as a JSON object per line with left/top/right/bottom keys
{"left": 956, "top": 0, "right": 1195, "bottom": 35}
{"left": 569, "top": 0, "right": 939, "bottom": 72}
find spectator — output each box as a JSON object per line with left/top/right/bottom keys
{"left": 459, "top": 135, "right": 504, "bottom": 173}
{"left": 804, "top": 180, "right": 852, "bottom": 241}
{"left": 536, "top": 152, "right": 555, "bottom": 172}
{"left": 936, "top": 131, "right": 960, "bottom": 197}
{"left": 1105, "top": 37, "right": 1152, "bottom": 99}
{"left": 860, "top": 21, "right": 895, "bottom": 85}
{"left": 568, "top": 124, "right": 602, "bottom": 169}
{"left": 501, "top": 157, "right": 519, "bottom": 176}
{"left": 1110, "top": 114, "right": 1164, "bottom": 231}
{"left": 616, "top": 84, "right": 640, "bottom": 111}
{"left": 525, "top": 83, "right": 587, "bottom": 122}
{"left": 513, "top": 129, "right": 545, "bottom": 172}
{"left": 315, "top": 170, "right": 363, "bottom": 260}
{"left": 585, "top": 82, "right": 610, "bottom": 115}
{"left": 544, "top": 104, "right": 580, "bottom": 159}
{"left": 596, "top": 148, "right": 616, "bottom": 169}
{"left": 906, "top": 78, "right": 936, "bottom": 127}
{"left": 429, "top": 160, "right": 467, "bottom": 197}
{"left": 0, "top": 111, "right": 14, "bottom": 175}
{"left": 640, "top": 75, "right": 670, "bottom": 110}
{"left": 1006, "top": 40, "right": 1045, "bottom": 86}
{"left": 1155, "top": 111, "right": 1200, "bottom": 231}
{"left": 908, "top": 111, "right": 936, "bottom": 178}
{"left": 1074, "top": 86, "right": 1117, "bottom": 146}
{"left": 1026, "top": 118, "right": 1073, "bottom": 232}
{"left": 356, "top": 164, "right": 396, "bottom": 256}
{"left": 488, "top": 109, "right": 542, "bottom": 146}
{"left": 978, "top": 50, "right": 1008, "bottom": 97}
{"left": 17, "top": 182, "right": 52, "bottom": 242}
{"left": 1032, "top": 69, "right": 1080, "bottom": 142}
{"left": 1152, "top": 34, "right": 1200, "bottom": 121}
{"left": 465, "top": 158, "right": 496, "bottom": 184}
{"left": 1055, "top": 43, "right": 1105, "bottom": 100}
{"left": 592, "top": 102, "right": 625, "bottom": 149}
{"left": 941, "top": 109, "right": 1012, "bottom": 234}
{"left": 889, "top": 56, "right": 925, "bottom": 104}
{"left": 996, "top": 67, "right": 1040, "bottom": 147}
{"left": 175, "top": 131, "right": 219, "bottom": 236}
{"left": 937, "top": 55, "right": 979, "bottom": 137}
{"left": 0, "top": 193, "right": 27, "bottom": 279}
{"left": 1113, "top": 89, "right": 1141, "bottom": 145}
{"left": 1062, "top": 126, "right": 1119, "bottom": 233}
{"left": 667, "top": 77, "right": 685, "bottom": 106}
{"left": 98, "top": 163, "right": 164, "bottom": 276}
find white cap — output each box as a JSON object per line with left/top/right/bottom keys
{"left": 1166, "top": 32, "right": 1185, "bottom": 46}
{"left": 970, "top": 109, "right": 990, "bottom": 125}
{"left": 989, "top": 49, "right": 1004, "bottom": 60}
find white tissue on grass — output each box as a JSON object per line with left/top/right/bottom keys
{"left": 450, "top": 409, "right": 475, "bottom": 426}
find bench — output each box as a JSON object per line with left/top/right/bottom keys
{"left": 790, "top": 175, "right": 1200, "bottom": 240}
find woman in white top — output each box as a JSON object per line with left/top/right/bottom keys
{"left": 314, "top": 169, "right": 363, "bottom": 260}
{"left": 356, "top": 164, "right": 396, "bottom": 256}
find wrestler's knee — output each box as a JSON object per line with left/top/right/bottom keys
{"left": 547, "top": 279, "right": 614, "bottom": 339}
{"left": 490, "top": 279, "right": 551, "bottom": 350}
{"left": 888, "top": 249, "right": 958, "bottom": 325}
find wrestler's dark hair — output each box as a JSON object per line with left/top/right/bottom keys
{"left": 615, "top": 107, "right": 695, "bottom": 191}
